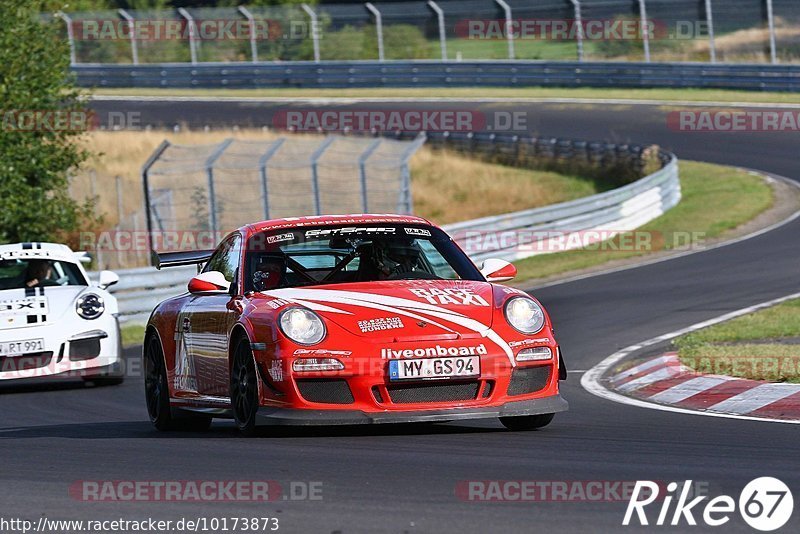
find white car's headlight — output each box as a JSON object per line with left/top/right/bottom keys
{"left": 279, "top": 308, "right": 326, "bottom": 345}
{"left": 504, "top": 297, "right": 545, "bottom": 334}
{"left": 76, "top": 293, "right": 105, "bottom": 320}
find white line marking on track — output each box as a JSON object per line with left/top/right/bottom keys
{"left": 610, "top": 354, "right": 676, "bottom": 385}
{"left": 648, "top": 376, "right": 728, "bottom": 404}
{"left": 708, "top": 383, "right": 799, "bottom": 414}
{"left": 616, "top": 366, "right": 684, "bottom": 393}
{"left": 581, "top": 291, "right": 800, "bottom": 425}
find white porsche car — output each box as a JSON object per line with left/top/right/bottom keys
{"left": 0, "top": 242, "right": 124, "bottom": 385}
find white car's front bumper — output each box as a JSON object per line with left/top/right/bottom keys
{"left": 0, "top": 314, "right": 122, "bottom": 381}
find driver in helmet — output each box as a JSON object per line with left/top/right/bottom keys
{"left": 371, "top": 239, "right": 422, "bottom": 279}
{"left": 252, "top": 253, "right": 287, "bottom": 291}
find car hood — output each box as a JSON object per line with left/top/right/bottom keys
{"left": 263, "top": 280, "right": 497, "bottom": 341}
{"left": 0, "top": 286, "right": 91, "bottom": 330}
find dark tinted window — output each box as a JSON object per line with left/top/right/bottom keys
{"left": 0, "top": 259, "right": 87, "bottom": 290}
{"left": 244, "top": 224, "right": 481, "bottom": 292}
{"left": 203, "top": 235, "right": 241, "bottom": 284}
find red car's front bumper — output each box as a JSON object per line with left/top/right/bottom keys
{"left": 254, "top": 347, "right": 567, "bottom": 425}
{"left": 253, "top": 394, "right": 568, "bottom": 425}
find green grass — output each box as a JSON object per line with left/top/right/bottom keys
{"left": 91, "top": 86, "right": 800, "bottom": 105}
{"left": 121, "top": 323, "right": 145, "bottom": 349}
{"left": 674, "top": 299, "right": 800, "bottom": 383}
{"left": 512, "top": 161, "right": 773, "bottom": 281}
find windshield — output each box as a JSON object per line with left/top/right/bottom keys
{"left": 0, "top": 258, "right": 87, "bottom": 290}
{"left": 244, "top": 224, "right": 481, "bottom": 292}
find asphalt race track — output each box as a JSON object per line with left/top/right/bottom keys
{"left": 1, "top": 99, "right": 799, "bottom": 533}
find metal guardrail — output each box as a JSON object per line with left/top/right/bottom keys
{"left": 445, "top": 153, "right": 680, "bottom": 264}
{"left": 73, "top": 61, "right": 800, "bottom": 92}
{"left": 94, "top": 134, "right": 679, "bottom": 325}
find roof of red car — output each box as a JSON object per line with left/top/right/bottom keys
{"left": 247, "top": 214, "right": 433, "bottom": 233}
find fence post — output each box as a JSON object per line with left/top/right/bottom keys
{"left": 638, "top": 0, "right": 650, "bottom": 63}
{"left": 427, "top": 1, "right": 447, "bottom": 61}
{"left": 204, "top": 139, "right": 233, "bottom": 234}
{"left": 358, "top": 139, "right": 382, "bottom": 212}
{"left": 365, "top": 3, "right": 385, "bottom": 61}
{"left": 301, "top": 3, "right": 321, "bottom": 63}
{"left": 238, "top": 6, "right": 259, "bottom": 63}
{"left": 494, "top": 0, "right": 515, "bottom": 60}
{"left": 118, "top": 9, "right": 139, "bottom": 65}
{"left": 178, "top": 8, "right": 198, "bottom": 64}
{"left": 568, "top": 1, "right": 584, "bottom": 62}
{"left": 257, "top": 138, "right": 286, "bottom": 220}
{"left": 398, "top": 133, "right": 427, "bottom": 214}
{"left": 766, "top": 0, "right": 777, "bottom": 64}
{"left": 704, "top": 0, "right": 716, "bottom": 63}
{"left": 55, "top": 12, "right": 76, "bottom": 65}
{"left": 309, "top": 137, "right": 336, "bottom": 215}
{"left": 141, "top": 140, "right": 171, "bottom": 265}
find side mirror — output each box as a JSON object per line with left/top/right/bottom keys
{"left": 188, "top": 271, "right": 231, "bottom": 295}
{"left": 98, "top": 270, "right": 119, "bottom": 290}
{"left": 480, "top": 258, "right": 517, "bottom": 282}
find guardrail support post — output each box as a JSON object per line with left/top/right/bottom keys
{"left": 494, "top": 0, "right": 515, "bottom": 60}
{"left": 638, "top": 0, "right": 650, "bottom": 63}
{"left": 309, "top": 137, "right": 336, "bottom": 215}
{"left": 238, "top": 6, "right": 259, "bottom": 63}
{"left": 427, "top": 1, "right": 448, "bottom": 61}
{"left": 568, "top": 1, "right": 584, "bottom": 62}
{"left": 398, "top": 133, "right": 427, "bottom": 214}
{"left": 55, "top": 12, "right": 76, "bottom": 66}
{"left": 365, "top": 3, "right": 385, "bottom": 61}
{"left": 358, "top": 139, "right": 382, "bottom": 212}
{"left": 178, "top": 8, "right": 199, "bottom": 65}
{"left": 257, "top": 138, "right": 286, "bottom": 220}
{"left": 766, "top": 0, "right": 777, "bottom": 64}
{"left": 141, "top": 140, "right": 171, "bottom": 264}
{"left": 302, "top": 4, "right": 321, "bottom": 63}
{"left": 704, "top": 0, "right": 716, "bottom": 63}
{"left": 204, "top": 139, "right": 233, "bottom": 234}
{"left": 118, "top": 9, "right": 139, "bottom": 65}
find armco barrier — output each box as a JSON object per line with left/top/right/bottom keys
{"left": 73, "top": 61, "right": 800, "bottom": 92}
{"left": 93, "top": 134, "right": 679, "bottom": 326}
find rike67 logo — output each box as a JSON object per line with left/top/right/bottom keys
{"left": 624, "top": 478, "right": 794, "bottom": 531}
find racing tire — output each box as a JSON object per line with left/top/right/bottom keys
{"left": 499, "top": 413, "right": 555, "bottom": 431}
{"left": 231, "top": 337, "right": 259, "bottom": 437}
{"left": 144, "top": 334, "right": 212, "bottom": 432}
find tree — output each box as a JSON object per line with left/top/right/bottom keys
{"left": 0, "top": 1, "right": 97, "bottom": 244}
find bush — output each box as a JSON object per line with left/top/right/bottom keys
{"left": 0, "top": 2, "right": 99, "bottom": 244}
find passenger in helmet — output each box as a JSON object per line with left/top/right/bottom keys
{"left": 252, "top": 254, "right": 287, "bottom": 291}
{"left": 371, "top": 239, "right": 422, "bottom": 279}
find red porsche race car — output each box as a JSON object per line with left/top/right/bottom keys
{"left": 144, "top": 214, "right": 567, "bottom": 435}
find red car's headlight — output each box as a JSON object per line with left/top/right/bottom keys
{"left": 504, "top": 297, "right": 545, "bottom": 334}
{"left": 279, "top": 308, "right": 326, "bottom": 345}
